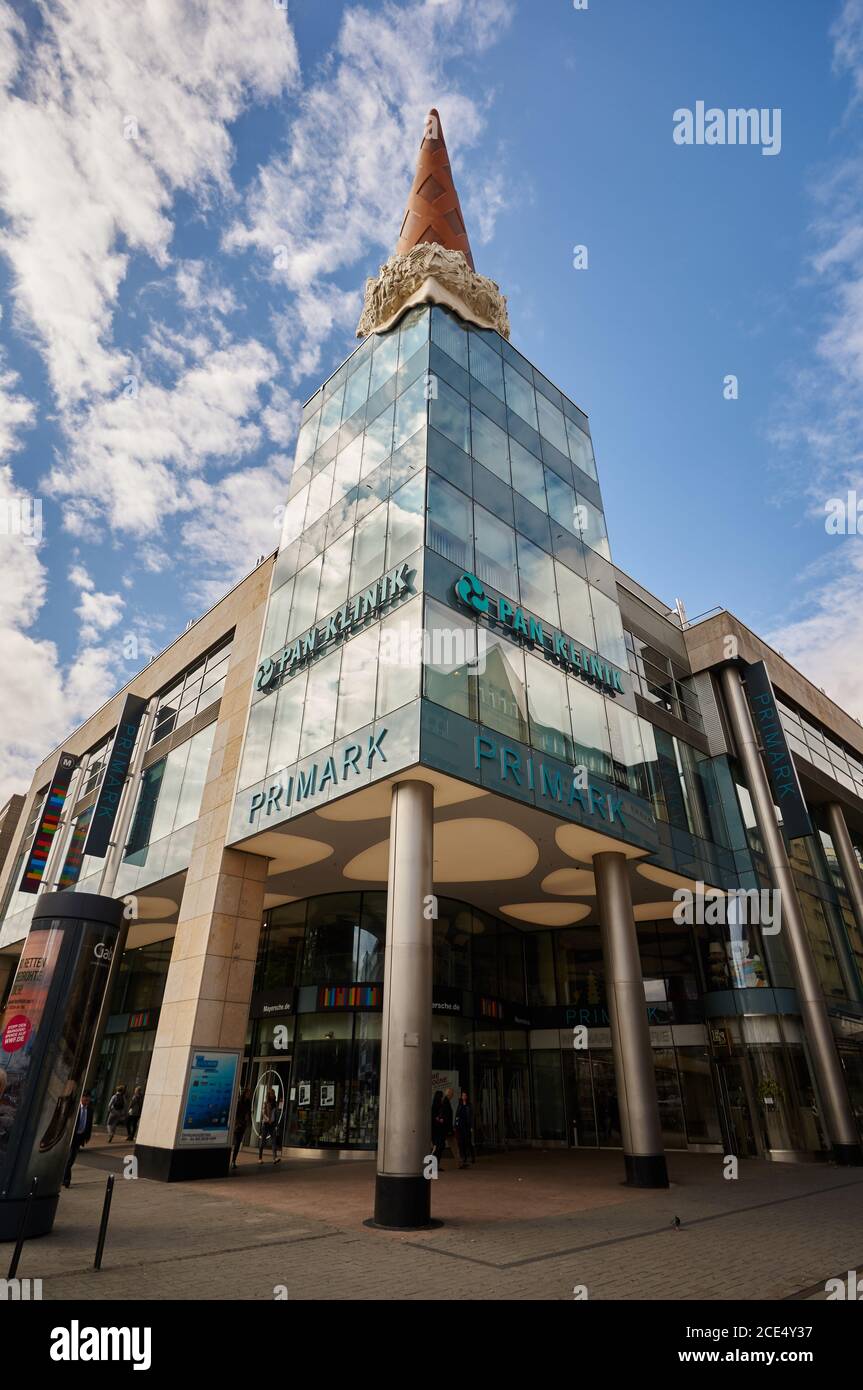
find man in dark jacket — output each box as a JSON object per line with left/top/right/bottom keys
{"left": 63, "top": 1091, "right": 93, "bottom": 1188}
{"left": 454, "top": 1090, "right": 475, "bottom": 1168}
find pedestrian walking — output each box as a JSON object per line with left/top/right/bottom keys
{"left": 454, "top": 1089, "right": 475, "bottom": 1168}
{"left": 431, "top": 1090, "right": 447, "bottom": 1167}
{"left": 126, "top": 1086, "right": 144, "bottom": 1140}
{"left": 106, "top": 1084, "right": 127, "bottom": 1142}
{"left": 443, "top": 1087, "right": 456, "bottom": 1165}
{"left": 232, "top": 1086, "right": 252, "bottom": 1169}
{"left": 63, "top": 1091, "right": 93, "bottom": 1188}
{"left": 258, "top": 1087, "right": 281, "bottom": 1164}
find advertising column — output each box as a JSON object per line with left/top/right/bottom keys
{"left": 0, "top": 891, "right": 123, "bottom": 1239}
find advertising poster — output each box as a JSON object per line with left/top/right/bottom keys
{"left": 177, "top": 1050, "right": 240, "bottom": 1148}
{"left": 0, "top": 926, "right": 65, "bottom": 1177}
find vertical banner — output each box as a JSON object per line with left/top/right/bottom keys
{"left": 0, "top": 891, "right": 123, "bottom": 1240}
{"left": 18, "top": 752, "right": 78, "bottom": 894}
{"left": 83, "top": 694, "right": 148, "bottom": 858}
{"left": 744, "top": 660, "right": 813, "bottom": 842}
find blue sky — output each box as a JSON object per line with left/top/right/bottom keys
{"left": 0, "top": 0, "right": 862, "bottom": 798}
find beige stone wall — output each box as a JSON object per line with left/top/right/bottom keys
{"left": 134, "top": 568, "right": 271, "bottom": 1152}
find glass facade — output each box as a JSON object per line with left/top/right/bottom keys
{"left": 241, "top": 892, "right": 723, "bottom": 1155}
{"left": 114, "top": 721, "right": 217, "bottom": 895}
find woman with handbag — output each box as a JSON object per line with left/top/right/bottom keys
{"left": 258, "top": 1087, "right": 281, "bottom": 1164}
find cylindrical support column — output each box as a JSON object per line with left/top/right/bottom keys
{"left": 594, "top": 851, "right": 668, "bottom": 1187}
{"left": 827, "top": 803, "right": 863, "bottom": 971}
{"left": 721, "top": 667, "right": 862, "bottom": 1164}
{"left": 373, "top": 779, "right": 435, "bottom": 1229}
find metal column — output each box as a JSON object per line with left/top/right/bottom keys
{"left": 720, "top": 666, "right": 862, "bottom": 1164}
{"left": 827, "top": 802, "right": 863, "bottom": 990}
{"left": 373, "top": 779, "right": 435, "bottom": 1228}
{"left": 595, "top": 850, "right": 668, "bottom": 1187}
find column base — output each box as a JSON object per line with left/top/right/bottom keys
{"left": 135, "top": 1144, "right": 231, "bottom": 1182}
{"left": 370, "top": 1174, "right": 437, "bottom": 1230}
{"left": 832, "top": 1142, "right": 863, "bottom": 1167}
{"left": 624, "top": 1153, "right": 669, "bottom": 1188}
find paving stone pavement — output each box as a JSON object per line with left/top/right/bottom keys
{"left": 9, "top": 1146, "right": 863, "bottom": 1301}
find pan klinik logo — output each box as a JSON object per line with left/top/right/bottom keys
{"left": 673, "top": 102, "right": 782, "bottom": 156}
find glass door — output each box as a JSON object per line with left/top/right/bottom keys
{"left": 249, "top": 1056, "right": 292, "bottom": 1151}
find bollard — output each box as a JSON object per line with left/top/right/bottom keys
{"left": 93, "top": 1174, "right": 114, "bottom": 1271}
{"left": 7, "top": 1176, "right": 37, "bottom": 1281}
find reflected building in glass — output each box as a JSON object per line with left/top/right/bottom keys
{"left": 1, "top": 109, "right": 863, "bottom": 1222}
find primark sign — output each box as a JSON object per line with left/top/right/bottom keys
{"left": 453, "top": 572, "right": 625, "bottom": 696}
{"left": 255, "top": 563, "right": 415, "bottom": 694}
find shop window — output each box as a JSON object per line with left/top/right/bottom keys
{"left": 525, "top": 930, "right": 557, "bottom": 1006}
{"left": 472, "top": 909, "right": 499, "bottom": 997}
{"left": 357, "top": 893, "right": 386, "bottom": 983}
{"left": 255, "top": 902, "right": 306, "bottom": 991}
{"left": 530, "top": 1050, "right": 566, "bottom": 1141}
{"left": 433, "top": 900, "right": 473, "bottom": 990}
{"left": 286, "top": 1012, "right": 353, "bottom": 1147}
{"left": 301, "top": 894, "right": 362, "bottom": 984}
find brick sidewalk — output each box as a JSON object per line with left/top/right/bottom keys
{"left": 8, "top": 1148, "right": 863, "bottom": 1300}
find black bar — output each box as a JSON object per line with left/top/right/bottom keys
{"left": 7, "top": 1176, "right": 37, "bottom": 1280}
{"left": 94, "top": 1173, "right": 115, "bottom": 1270}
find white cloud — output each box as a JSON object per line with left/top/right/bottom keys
{"left": 768, "top": 546, "right": 863, "bottom": 721}
{"left": 69, "top": 562, "right": 125, "bottom": 643}
{"left": 0, "top": 357, "right": 35, "bottom": 457}
{"left": 47, "top": 338, "right": 278, "bottom": 534}
{"left": 0, "top": 467, "right": 117, "bottom": 800}
{"left": 181, "top": 452, "right": 293, "bottom": 606}
{"left": 0, "top": 0, "right": 299, "bottom": 405}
